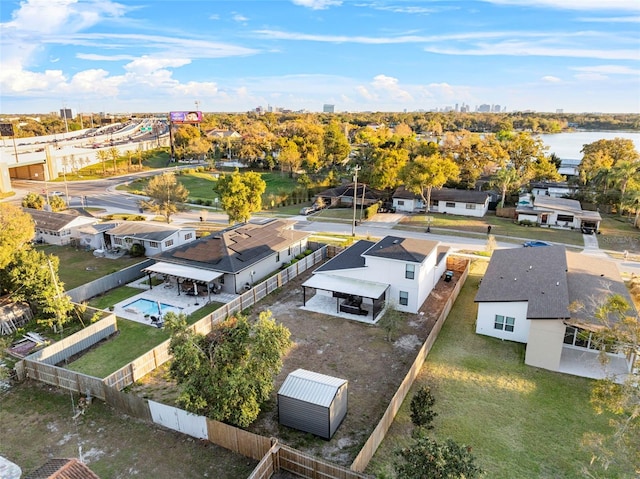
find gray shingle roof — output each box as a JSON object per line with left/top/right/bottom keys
{"left": 156, "top": 219, "right": 309, "bottom": 273}
{"left": 24, "top": 208, "right": 92, "bottom": 231}
{"left": 393, "top": 186, "right": 489, "bottom": 204}
{"left": 363, "top": 236, "right": 439, "bottom": 263}
{"left": 106, "top": 221, "right": 187, "bottom": 242}
{"left": 315, "top": 240, "right": 375, "bottom": 272}
{"left": 474, "top": 246, "right": 570, "bottom": 319}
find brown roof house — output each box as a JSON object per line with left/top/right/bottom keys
{"left": 475, "top": 245, "right": 637, "bottom": 381}
{"left": 146, "top": 219, "right": 311, "bottom": 294}
{"left": 314, "top": 182, "right": 385, "bottom": 209}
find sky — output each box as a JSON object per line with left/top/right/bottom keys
{"left": 1, "top": 0, "right": 639, "bottom": 115}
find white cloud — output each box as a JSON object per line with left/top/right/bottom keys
{"left": 571, "top": 65, "right": 640, "bottom": 75}
{"left": 371, "top": 74, "right": 413, "bottom": 101}
{"left": 578, "top": 15, "right": 640, "bottom": 23}
{"left": 478, "top": 0, "right": 640, "bottom": 12}
{"left": 209, "top": 14, "right": 220, "bottom": 20}
{"left": 291, "top": 0, "right": 342, "bottom": 10}
{"left": 356, "top": 85, "right": 376, "bottom": 100}
{"left": 541, "top": 75, "right": 562, "bottom": 82}
{"left": 574, "top": 72, "right": 609, "bottom": 81}
{"left": 124, "top": 57, "right": 191, "bottom": 75}
{"left": 232, "top": 13, "right": 249, "bottom": 22}
{"left": 76, "top": 53, "right": 136, "bottom": 61}
{"left": 174, "top": 81, "right": 219, "bottom": 97}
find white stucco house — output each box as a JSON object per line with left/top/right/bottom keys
{"left": 516, "top": 195, "right": 601, "bottom": 232}
{"left": 392, "top": 186, "right": 490, "bottom": 217}
{"left": 146, "top": 219, "right": 311, "bottom": 295}
{"left": 106, "top": 221, "right": 197, "bottom": 256}
{"left": 529, "top": 181, "right": 578, "bottom": 199}
{"left": 24, "top": 208, "right": 99, "bottom": 246}
{"left": 302, "top": 236, "right": 451, "bottom": 322}
{"left": 475, "top": 246, "right": 637, "bottom": 380}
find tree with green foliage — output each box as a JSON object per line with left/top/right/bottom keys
{"left": 395, "top": 434, "right": 483, "bottom": 479}
{"left": 575, "top": 294, "right": 640, "bottom": 475}
{"left": 0, "top": 203, "right": 35, "bottom": 270}
{"left": 166, "top": 311, "right": 292, "bottom": 427}
{"left": 410, "top": 385, "right": 438, "bottom": 430}
{"left": 378, "top": 304, "right": 403, "bottom": 342}
{"left": 400, "top": 154, "right": 460, "bottom": 212}
{"left": 108, "top": 146, "right": 120, "bottom": 173}
{"left": 277, "top": 139, "right": 302, "bottom": 177}
{"left": 579, "top": 138, "right": 639, "bottom": 186}
{"left": 1, "top": 249, "right": 73, "bottom": 331}
{"left": 323, "top": 121, "right": 351, "bottom": 167}
{"left": 96, "top": 149, "right": 109, "bottom": 175}
{"left": 490, "top": 166, "right": 521, "bottom": 208}
{"left": 22, "top": 192, "right": 45, "bottom": 210}
{"left": 215, "top": 170, "right": 267, "bottom": 224}
{"left": 48, "top": 194, "right": 66, "bottom": 212}
{"left": 139, "top": 172, "right": 189, "bottom": 223}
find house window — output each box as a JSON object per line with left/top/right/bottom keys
{"left": 114, "top": 238, "right": 123, "bottom": 246}
{"left": 466, "top": 204, "right": 476, "bottom": 210}
{"left": 276, "top": 252, "right": 280, "bottom": 262}
{"left": 185, "top": 233, "right": 193, "bottom": 240}
{"left": 446, "top": 202, "right": 456, "bottom": 208}
{"left": 149, "top": 241, "right": 159, "bottom": 248}
{"left": 397, "top": 200, "right": 404, "bottom": 206}
{"left": 405, "top": 264, "right": 415, "bottom": 280}
{"left": 564, "top": 326, "right": 604, "bottom": 351}
{"left": 557, "top": 214, "right": 574, "bottom": 223}
{"left": 494, "top": 315, "right": 515, "bottom": 332}
{"left": 288, "top": 245, "right": 291, "bottom": 255}
{"left": 399, "top": 291, "right": 409, "bottom": 306}
{"left": 165, "top": 239, "right": 174, "bottom": 247}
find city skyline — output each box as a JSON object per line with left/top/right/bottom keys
{"left": 1, "top": 0, "right": 639, "bottom": 115}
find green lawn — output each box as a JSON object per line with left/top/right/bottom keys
{"left": 597, "top": 213, "right": 640, "bottom": 254}
{"left": 37, "top": 245, "right": 147, "bottom": 290}
{"left": 66, "top": 289, "right": 225, "bottom": 378}
{"left": 366, "top": 261, "right": 635, "bottom": 478}
{"left": 400, "top": 212, "right": 585, "bottom": 246}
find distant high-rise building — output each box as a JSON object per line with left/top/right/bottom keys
{"left": 492, "top": 104, "right": 501, "bottom": 113}
{"left": 477, "top": 104, "right": 491, "bottom": 113}
{"left": 556, "top": 109, "right": 564, "bottom": 114}
{"left": 59, "top": 108, "right": 73, "bottom": 119}
{"left": 323, "top": 104, "right": 335, "bottom": 113}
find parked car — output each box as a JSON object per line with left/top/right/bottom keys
{"left": 523, "top": 240, "right": 552, "bottom": 247}
{"left": 50, "top": 191, "right": 65, "bottom": 197}
{"left": 581, "top": 226, "right": 596, "bottom": 234}
{"left": 300, "top": 206, "right": 315, "bottom": 216}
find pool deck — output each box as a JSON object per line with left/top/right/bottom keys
{"left": 113, "top": 278, "right": 238, "bottom": 326}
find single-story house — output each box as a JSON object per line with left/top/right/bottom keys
{"left": 475, "top": 246, "right": 637, "bottom": 380}
{"left": 516, "top": 196, "right": 601, "bottom": 231}
{"left": 302, "top": 235, "right": 450, "bottom": 321}
{"left": 106, "top": 221, "right": 196, "bottom": 256}
{"left": 75, "top": 221, "right": 119, "bottom": 250}
{"left": 313, "top": 182, "right": 385, "bottom": 209}
{"left": 147, "top": 219, "right": 311, "bottom": 294}
{"left": 204, "top": 128, "right": 241, "bottom": 139}
{"left": 392, "top": 186, "right": 491, "bottom": 217}
{"left": 278, "top": 369, "right": 348, "bottom": 440}
{"left": 529, "top": 181, "right": 578, "bottom": 199}
{"left": 24, "top": 208, "right": 99, "bottom": 246}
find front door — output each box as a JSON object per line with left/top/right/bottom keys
{"left": 541, "top": 214, "right": 548, "bottom": 225}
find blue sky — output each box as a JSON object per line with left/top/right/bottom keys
{"left": 1, "top": 0, "right": 639, "bottom": 114}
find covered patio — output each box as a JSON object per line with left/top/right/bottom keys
{"left": 301, "top": 274, "right": 389, "bottom": 324}
{"left": 558, "top": 346, "right": 632, "bottom": 383}
{"left": 142, "top": 262, "right": 224, "bottom": 303}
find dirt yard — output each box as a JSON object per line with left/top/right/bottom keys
{"left": 131, "top": 263, "right": 461, "bottom": 467}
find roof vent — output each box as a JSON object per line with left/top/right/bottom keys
{"left": 529, "top": 265, "right": 532, "bottom": 269}
{"left": 514, "top": 278, "right": 517, "bottom": 281}
{"left": 556, "top": 281, "right": 559, "bottom": 286}
{"left": 393, "top": 239, "right": 399, "bottom": 244}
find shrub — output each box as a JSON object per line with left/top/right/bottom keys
{"left": 129, "top": 243, "right": 146, "bottom": 257}
{"left": 410, "top": 385, "right": 437, "bottom": 429}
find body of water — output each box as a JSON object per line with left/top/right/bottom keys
{"left": 538, "top": 131, "right": 640, "bottom": 160}
{"left": 124, "top": 298, "right": 183, "bottom": 317}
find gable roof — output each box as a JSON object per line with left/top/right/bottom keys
{"left": 314, "top": 240, "right": 375, "bottom": 272}
{"left": 25, "top": 458, "right": 100, "bottom": 479}
{"left": 24, "top": 208, "right": 96, "bottom": 231}
{"left": 533, "top": 196, "right": 582, "bottom": 213}
{"left": 474, "top": 246, "right": 570, "bottom": 319}
{"left": 155, "top": 219, "right": 309, "bottom": 273}
{"left": 106, "top": 221, "right": 192, "bottom": 242}
{"left": 278, "top": 369, "right": 347, "bottom": 407}
{"left": 314, "top": 183, "right": 384, "bottom": 201}
{"left": 363, "top": 236, "right": 439, "bottom": 263}
{"left": 393, "top": 186, "right": 489, "bottom": 204}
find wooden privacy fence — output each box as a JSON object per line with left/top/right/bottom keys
{"left": 350, "top": 258, "right": 470, "bottom": 473}
{"left": 17, "top": 360, "right": 109, "bottom": 400}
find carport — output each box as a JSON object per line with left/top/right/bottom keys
{"left": 142, "top": 262, "right": 224, "bottom": 302}
{"left": 302, "top": 274, "right": 389, "bottom": 321}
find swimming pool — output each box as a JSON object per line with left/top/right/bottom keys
{"left": 123, "top": 298, "right": 183, "bottom": 317}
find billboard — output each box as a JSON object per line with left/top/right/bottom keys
{"left": 0, "top": 123, "right": 14, "bottom": 137}
{"left": 170, "top": 111, "right": 202, "bottom": 124}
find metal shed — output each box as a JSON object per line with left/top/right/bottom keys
{"left": 278, "top": 369, "right": 348, "bottom": 440}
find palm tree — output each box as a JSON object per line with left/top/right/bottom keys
{"left": 96, "top": 149, "right": 109, "bottom": 175}
{"left": 490, "top": 166, "right": 521, "bottom": 208}
{"left": 610, "top": 160, "right": 640, "bottom": 214}
{"left": 108, "top": 146, "right": 120, "bottom": 174}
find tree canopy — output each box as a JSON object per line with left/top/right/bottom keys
{"left": 139, "top": 172, "right": 189, "bottom": 223}
{"left": 400, "top": 153, "right": 460, "bottom": 212}
{"left": 215, "top": 170, "right": 267, "bottom": 224}
{"left": 167, "top": 311, "right": 292, "bottom": 427}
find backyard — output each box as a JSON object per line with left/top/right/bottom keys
{"left": 366, "top": 261, "right": 637, "bottom": 478}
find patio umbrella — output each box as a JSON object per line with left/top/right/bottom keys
{"left": 156, "top": 301, "right": 162, "bottom": 318}
{"left": 193, "top": 283, "right": 198, "bottom": 296}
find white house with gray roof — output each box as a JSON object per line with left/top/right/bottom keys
{"left": 516, "top": 196, "right": 601, "bottom": 231}
{"left": 392, "top": 186, "right": 490, "bottom": 217}
{"left": 475, "top": 246, "right": 636, "bottom": 380}
{"left": 24, "top": 208, "right": 99, "bottom": 246}
{"left": 302, "top": 236, "right": 450, "bottom": 321}
{"left": 106, "top": 221, "right": 196, "bottom": 256}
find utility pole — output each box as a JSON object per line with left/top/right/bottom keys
{"left": 351, "top": 165, "right": 360, "bottom": 237}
